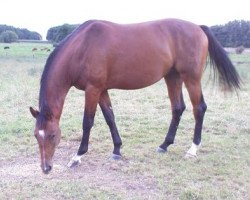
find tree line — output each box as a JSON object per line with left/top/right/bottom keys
{"left": 0, "top": 25, "right": 41, "bottom": 43}
{"left": 47, "top": 20, "right": 250, "bottom": 48}
{"left": 211, "top": 20, "right": 250, "bottom": 48}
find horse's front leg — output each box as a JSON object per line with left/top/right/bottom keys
{"left": 68, "top": 86, "right": 101, "bottom": 168}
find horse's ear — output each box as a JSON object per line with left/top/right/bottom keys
{"left": 30, "top": 107, "right": 39, "bottom": 118}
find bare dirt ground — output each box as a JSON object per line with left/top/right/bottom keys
{"left": 0, "top": 140, "right": 162, "bottom": 199}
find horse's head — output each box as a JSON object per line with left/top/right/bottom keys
{"left": 30, "top": 107, "right": 61, "bottom": 174}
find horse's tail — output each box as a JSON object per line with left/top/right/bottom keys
{"left": 200, "top": 25, "right": 241, "bottom": 91}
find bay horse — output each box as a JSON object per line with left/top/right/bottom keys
{"left": 30, "top": 19, "right": 240, "bottom": 174}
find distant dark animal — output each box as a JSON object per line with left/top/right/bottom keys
{"left": 40, "top": 47, "right": 48, "bottom": 51}
{"left": 4, "top": 46, "right": 10, "bottom": 49}
{"left": 32, "top": 48, "right": 38, "bottom": 51}
{"left": 30, "top": 19, "right": 241, "bottom": 174}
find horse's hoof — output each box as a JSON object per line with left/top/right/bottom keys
{"left": 111, "top": 153, "right": 122, "bottom": 160}
{"left": 67, "top": 155, "right": 82, "bottom": 168}
{"left": 157, "top": 147, "right": 167, "bottom": 153}
{"left": 185, "top": 152, "right": 197, "bottom": 159}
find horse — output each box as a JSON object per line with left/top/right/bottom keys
{"left": 29, "top": 18, "right": 240, "bottom": 174}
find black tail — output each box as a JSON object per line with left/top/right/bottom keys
{"left": 200, "top": 25, "right": 241, "bottom": 91}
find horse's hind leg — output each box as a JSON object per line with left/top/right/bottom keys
{"left": 158, "top": 69, "right": 186, "bottom": 152}
{"left": 99, "top": 90, "right": 122, "bottom": 160}
{"left": 183, "top": 77, "right": 207, "bottom": 157}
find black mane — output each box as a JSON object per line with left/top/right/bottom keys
{"left": 37, "top": 20, "right": 96, "bottom": 127}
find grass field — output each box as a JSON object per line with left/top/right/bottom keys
{"left": 0, "top": 43, "right": 249, "bottom": 200}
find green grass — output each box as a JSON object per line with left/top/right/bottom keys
{"left": 0, "top": 42, "right": 52, "bottom": 58}
{"left": 0, "top": 43, "right": 249, "bottom": 199}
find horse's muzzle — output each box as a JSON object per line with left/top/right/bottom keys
{"left": 42, "top": 164, "right": 52, "bottom": 174}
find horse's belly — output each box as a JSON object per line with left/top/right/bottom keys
{"left": 107, "top": 66, "right": 167, "bottom": 90}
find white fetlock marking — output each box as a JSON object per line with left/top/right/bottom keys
{"left": 186, "top": 142, "right": 200, "bottom": 157}
{"left": 67, "top": 154, "right": 82, "bottom": 167}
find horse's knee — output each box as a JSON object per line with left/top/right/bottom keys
{"left": 195, "top": 101, "right": 207, "bottom": 118}
{"left": 83, "top": 114, "right": 95, "bottom": 132}
{"left": 172, "top": 104, "right": 186, "bottom": 119}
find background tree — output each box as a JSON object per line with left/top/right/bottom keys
{"left": 46, "top": 24, "right": 78, "bottom": 43}
{"left": 0, "top": 31, "right": 18, "bottom": 43}
{"left": 0, "top": 25, "right": 41, "bottom": 41}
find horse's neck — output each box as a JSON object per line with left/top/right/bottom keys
{"left": 40, "top": 71, "right": 71, "bottom": 121}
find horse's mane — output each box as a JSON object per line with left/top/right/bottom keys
{"left": 38, "top": 20, "right": 95, "bottom": 127}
